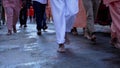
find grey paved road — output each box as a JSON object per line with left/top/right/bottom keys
{"left": 0, "top": 23, "right": 120, "bottom": 68}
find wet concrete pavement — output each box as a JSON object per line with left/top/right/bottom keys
{"left": 0, "top": 23, "right": 120, "bottom": 68}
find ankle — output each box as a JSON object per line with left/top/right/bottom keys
{"left": 59, "top": 44, "right": 64, "bottom": 48}
{"left": 7, "top": 30, "right": 12, "bottom": 35}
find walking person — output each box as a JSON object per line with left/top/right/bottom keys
{"left": 50, "top": 0, "right": 79, "bottom": 53}
{"left": 82, "top": 0, "right": 101, "bottom": 42}
{"left": 3, "top": 0, "right": 22, "bottom": 35}
{"left": 19, "top": 0, "right": 27, "bottom": 28}
{"left": 32, "top": 0, "right": 47, "bottom": 35}
{"left": 29, "top": 5, "right": 34, "bottom": 23}
{"left": 71, "top": 0, "right": 87, "bottom": 35}
{"left": 103, "top": 0, "right": 120, "bottom": 48}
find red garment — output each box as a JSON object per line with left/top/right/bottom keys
{"left": 95, "top": 0, "right": 112, "bottom": 26}
{"left": 29, "top": 6, "right": 34, "bottom": 17}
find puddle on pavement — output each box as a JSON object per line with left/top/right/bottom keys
{"left": 44, "top": 29, "right": 55, "bottom": 33}
{"left": 26, "top": 32, "right": 37, "bottom": 38}
{"left": 22, "top": 43, "right": 39, "bottom": 51}
{"left": 0, "top": 60, "right": 49, "bottom": 68}
{"left": 0, "top": 45, "right": 20, "bottom": 52}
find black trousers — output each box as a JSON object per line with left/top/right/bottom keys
{"left": 19, "top": 7, "right": 27, "bottom": 26}
{"left": 0, "top": 6, "right": 5, "bottom": 25}
{"left": 33, "top": 1, "right": 46, "bottom": 31}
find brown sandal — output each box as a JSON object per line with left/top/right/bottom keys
{"left": 91, "top": 35, "right": 96, "bottom": 42}
{"left": 71, "top": 27, "right": 78, "bottom": 35}
{"left": 6, "top": 30, "right": 12, "bottom": 35}
{"left": 57, "top": 44, "right": 65, "bottom": 53}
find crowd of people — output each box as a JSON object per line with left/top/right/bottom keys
{"left": 0, "top": 0, "right": 120, "bottom": 53}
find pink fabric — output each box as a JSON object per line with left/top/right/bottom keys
{"left": 73, "top": 0, "right": 86, "bottom": 28}
{"left": 3, "top": 0, "right": 15, "bottom": 8}
{"left": 3, "top": 0, "right": 21, "bottom": 30}
{"left": 110, "top": 2, "right": 120, "bottom": 32}
{"left": 3, "top": 0, "right": 21, "bottom": 8}
{"left": 4, "top": 7, "right": 13, "bottom": 30}
{"left": 46, "top": 0, "right": 52, "bottom": 19}
{"left": 104, "top": 0, "right": 120, "bottom": 48}
{"left": 103, "top": 0, "right": 119, "bottom": 6}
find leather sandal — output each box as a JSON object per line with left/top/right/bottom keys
{"left": 6, "top": 30, "right": 12, "bottom": 35}
{"left": 57, "top": 44, "right": 65, "bottom": 53}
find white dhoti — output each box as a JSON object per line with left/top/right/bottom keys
{"left": 50, "top": 0, "right": 78, "bottom": 44}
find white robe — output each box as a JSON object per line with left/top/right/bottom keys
{"left": 50, "top": 0, "right": 78, "bottom": 44}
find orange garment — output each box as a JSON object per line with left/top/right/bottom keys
{"left": 73, "top": 0, "right": 86, "bottom": 28}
